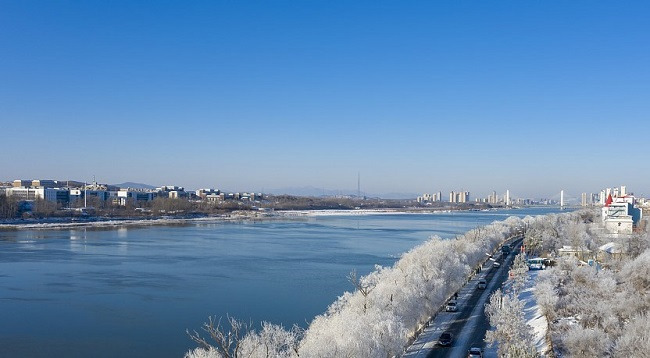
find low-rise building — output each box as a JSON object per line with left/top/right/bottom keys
{"left": 158, "top": 186, "right": 188, "bottom": 199}
{"left": 5, "top": 187, "right": 70, "bottom": 204}
{"left": 196, "top": 188, "right": 220, "bottom": 199}
{"left": 117, "top": 189, "right": 157, "bottom": 206}
{"left": 597, "top": 242, "right": 624, "bottom": 262}
{"left": 13, "top": 179, "right": 32, "bottom": 187}
{"left": 601, "top": 194, "right": 643, "bottom": 234}
{"left": 205, "top": 193, "right": 224, "bottom": 203}
{"left": 31, "top": 179, "right": 59, "bottom": 188}
{"left": 558, "top": 245, "right": 593, "bottom": 261}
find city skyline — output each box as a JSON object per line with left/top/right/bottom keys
{"left": 1, "top": 1, "right": 649, "bottom": 198}
{"left": 1, "top": 176, "right": 642, "bottom": 204}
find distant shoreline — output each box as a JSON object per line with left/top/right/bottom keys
{"left": 0, "top": 212, "right": 264, "bottom": 231}
{"left": 0, "top": 207, "right": 520, "bottom": 231}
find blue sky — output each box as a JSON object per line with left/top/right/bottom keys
{"left": 1, "top": 1, "right": 648, "bottom": 198}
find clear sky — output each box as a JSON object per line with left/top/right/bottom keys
{"left": 1, "top": 1, "right": 648, "bottom": 198}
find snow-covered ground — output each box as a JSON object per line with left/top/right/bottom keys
{"left": 277, "top": 209, "right": 452, "bottom": 217}
{"left": 520, "top": 270, "right": 550, "bottom": 355}
{"left": 485, "top": 269, "right": 550, "bottom": 357}
{"left": 0, "top": 212, "right": 273, "bottom": 230}
{"left": 0, "top": 209, "right": 454, "bottom": 229}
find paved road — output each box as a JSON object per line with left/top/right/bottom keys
{"left": 404, "top": 237, "right": 523, "bottom": 358}
{"left": 430, "top": 239, "right": 523, "bottom": 358}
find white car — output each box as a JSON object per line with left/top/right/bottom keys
{"left": 528, "top": 258, "right": 545, "bottom": 270}
{"left": 493, "top": 262, "right": 501, "bottom": 268}
{"left": 478, "top": 279, "right": 487, "bottom": 289}
{"left": 445, "top": 300, "right": 458, "bottom": 312}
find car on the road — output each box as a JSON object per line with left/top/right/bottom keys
{"left": 493, "top": 262, "right": 501, "bottom": 268}
{"left": 477, "top": 279, "right": 487, "bottom": 289}
{"left": 467, "top": 347, "right": 484, "bottom": 357}
{"left": 438, "top": 332, "right": 453, "bottom": 346}
{"left": 527, "top": 258, "right": 546, "bottom": 270}
{"left": 445, "top": 300, "right": 458, "bottom": 312}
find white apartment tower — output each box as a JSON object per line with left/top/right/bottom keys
{"left": 449, "top": 191, "right": 470, "bottom": 203}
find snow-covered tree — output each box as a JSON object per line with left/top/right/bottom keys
{"left": 563, "top": 326, "right": 611, "bottom": 357}
{"left": 531, "top": 217, "right": 650, "bottom": 358}
{"left": 238, "top": 322, "right": 302, "bottom": 358}
{"left": 508, "top": 253, "right": 529, "bottom": 294}
{"left": 185, "top": 317, "right": 301, "bottom": 358}
{"left": 613, "top": 314, "right": 650, "bottom": 358}
{"left": 485, "top": 289, "right": 539, "bottom": 358}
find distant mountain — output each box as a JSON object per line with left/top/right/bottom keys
{"left": 113, "top": 182, "right": 157, "bottom": 190}
{"left": 265, "top": 186, "right": 417, "bottom": 199}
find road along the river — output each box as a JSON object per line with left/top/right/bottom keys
{"left": 404, "top": 238, "right": 523, "bottom": 358}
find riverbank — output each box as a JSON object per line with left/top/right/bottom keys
{"left": 0, "top": 207, "right": 510, "bottom": 230}
{"left": 0, "top": 211, "right": 269, "bottom": 230}
{"left": 275, "top": 207, "right": 488, "bottom": 217}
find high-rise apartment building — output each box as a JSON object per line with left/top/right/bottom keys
{"left": 449, "top": 191, "right": 470, "bottom": 203}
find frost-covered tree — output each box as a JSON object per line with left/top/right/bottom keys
{"left": 238, "top": 322, "right": 302, "bottom": 358}
{"left": 186, "top": 318, "right": 302, "bottom": 358}
{"left": 613, "top": 314, "right": 650, "bottom": 358}
{"left": 485, "top": 289, "right": 539, "bottom": 358}
{"left": 186, "top": 316, "right": 250, "bottom": 358}
{"left": 508, "top": 253, "right": 529, "bottom": 295}
{"left": 479, "top": 210, "right": 650, "bottom": 358}
{"left": 534, "top": 273, "right": 558, "bottom": 323}
{"left": 563, "top": 326, "right": 611, "bottom": 357}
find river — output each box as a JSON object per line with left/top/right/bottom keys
{"left": 0, "top": 207, "right": 563, "bottom": 357}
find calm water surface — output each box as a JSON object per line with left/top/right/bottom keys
{"left": 0, "top": 208, "right": 562, "bottom": 357}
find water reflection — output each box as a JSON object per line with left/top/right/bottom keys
{"left": 0, "top": 231, "right": 19, "bottom": 243}
{"left": 69, "top": 228, "right": 88, "bottom": 252}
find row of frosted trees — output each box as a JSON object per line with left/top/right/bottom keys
{"left": 186, "top": 216, "right": 525, "bottom": 358}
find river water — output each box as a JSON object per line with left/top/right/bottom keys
{"left": 0, "top": 208, "right": 562, "bottom": 357}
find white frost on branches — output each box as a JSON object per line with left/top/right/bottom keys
{"left": 528, "top": 212, "right": 650, "bottom": 358}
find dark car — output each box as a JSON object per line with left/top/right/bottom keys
{"left": 438, "top": 332, "right": 453, "bottom": 347}
{"left": 467, "top": 347, "right": 484, "bottom": 357}
{"left": 478, "top": 279, "right": 487, "bottom": 289}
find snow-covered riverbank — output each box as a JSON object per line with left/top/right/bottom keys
{"left": 0, "top": 211, "right": 275, "bottom": 230}
{"left": 277, "top": 209, "right": 450, "bottom": 217}
{"left": 0, "top": 207, "right": 493, "bottom": 230}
